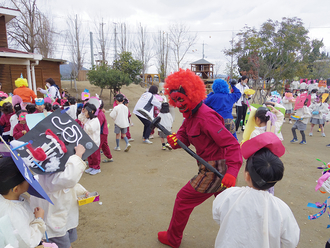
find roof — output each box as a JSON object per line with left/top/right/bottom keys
{"left": 190, "top": 58, "right": 214, "bottom": 65}
{"left": 0, "top": 6, "right": 19, "bottom": 23}
{"left": 43, "top": 58, "right": 67, "bottom": 64}
{"left": 0, "top": 47, "right": 42, "bottom": 60}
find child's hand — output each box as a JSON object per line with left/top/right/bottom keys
{"left": 75, "top": 144, "right": 86, "bottom": 158}
{"left": 22, "top": 130, "right": 27, "bottom": 135}
{"left": 270, "top": 106, "right": 277, "bottom": 113}
{"left": 85, "top": 191, "right": 89, "bottom": 197}
{"left": 34, "top": 207, "right": 45, "bottom": 219}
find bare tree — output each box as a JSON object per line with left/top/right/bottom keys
{"left": 36, "top": 14, "right": 56, "bottom": 58}
{"left": 93, "top": 17, "right": 111, "bottom": 64}
{"left": 66, "top": 14, "right": 85, "bottom": 90}
{"left": 154, "top": 30, "right": 169, "bottom": 81}
{"left": 134, "top": 23, "right": 153, "bottom": 86}
{"left": 117, "top": 22, "right": 131, "bottom": 54}
{"left": 168, "top": 23, "right": 197, "bottom": 71}
{"left": 7, "top": 0, "right": 52, "bottom": 54}
{"left": 213, "top": 60, "right": 221, "bottom": 78}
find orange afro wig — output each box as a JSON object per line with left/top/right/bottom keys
{"left": 164, "top": 69, "right": 206, "bottom": 107}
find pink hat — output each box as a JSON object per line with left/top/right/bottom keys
{"left": 12, "top": 95, "right": 22, "bottom": 106}
{"left": 18, "top": 112, "right": 27, "bottom": 121}
{"left": 241, "top": 132, "right": 285, "bottom": 159}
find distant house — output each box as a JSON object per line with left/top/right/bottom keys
{"left": 0, "top": 7, "right": 65, "bottom": 97}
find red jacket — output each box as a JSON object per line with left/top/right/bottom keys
{"left": 13, "top": 123, "right": 30, "bottom": 140}
{"left": 0, "top": 113, "right": 15, "bottom": 133}
{"left": 177, "top": 103, "right": 242, "bottom": 178}
{"left": 97, "top": 110, "right": 109, "bottom": 135}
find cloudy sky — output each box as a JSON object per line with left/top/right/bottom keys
{"left": 24, "top": 0, "right": 330, "bottom": 74}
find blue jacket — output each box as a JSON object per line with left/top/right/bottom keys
{"left": 204, "top": 85, "right": 241, "bottom": 119}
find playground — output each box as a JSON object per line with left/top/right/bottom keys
{"left": 63, "top": 81, "right": 329, "bottom": 248}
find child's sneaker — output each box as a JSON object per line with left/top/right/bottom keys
{"left": 290, "top": 138, "right": 298, "bottom": 143}
{"left": 149, "top": 135, "right": 154, "bottom": 139}
{"left": 85, "top": 168, "right": 93, "bottom": 173}
{"left": 326, "top": 144, "right": 330, "bottom": 148}
{"left": 289, "top": 120, "right": 292, "bottom": 124}
{"left": 162, "top": 146, "right": 166, "bottom": 150}
{"left": 309, "top": 132, "right": 313, "bottom": 136}
{"left": 143, "top": 139, "right": 153, "bottom": 144}
{"left": 125, "top": 143, "right": 131, "bottom": 152}
{"left": 299, "top": 140, "right": 307, "bottom": 145}
{"left": 102, "top": 158, "right": 113, "bottom": 163}
{"left": 89, "top": 169, "right": 101, "bottom": 175}
{"left": 322, "top": 133, "right": 326, "bottom": 137}
{"left": 128, "top": 138, "right": 134, "bottom": 142}
{"left": 114, "top": 147, "right": 121, "bottom": 151}
{"left": 283, "top": 119, "right": 286, "bottom": 123}
{"left": 165, "top": 143, "right": 173, "bottom": 150}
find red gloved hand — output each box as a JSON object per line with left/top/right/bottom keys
{"left": 221, "top": 173, "right": 236, "bottom": 188}
{"left": 167, "top": 133, "right": 180, "bottom": 149}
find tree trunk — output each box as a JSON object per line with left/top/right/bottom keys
{"left": 110, "top": 89, "right": 113, "bottom": 106}
{"left": 100, "top": 88, "right": 103, "bottom": 97}
{"left": 74, "top": 78, "right": 77, "bottom": 92}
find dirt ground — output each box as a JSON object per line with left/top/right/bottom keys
{"left": 62, "top": 81, "right": 330, "bottom": 248}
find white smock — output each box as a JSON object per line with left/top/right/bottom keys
{"left": 65, "top": 104, "right": 77, "bottom": 120}
{"left": 157, "top": 112, "right": 173, "bottom": 133}
{"left": 213, "top": 186, "right": 300, "bottom": 248}
{"left": 30, "top": 155, "right": 87, "bottom": 239}
{"left": 83, "top": 117, "right": 100, "bottom": 147}
{"left": 0, "top": 194, "right": 46, "bottom": 248}
{"left": 9, "top": 114, "right": 18, "bottom": 137}
{"left": 110, "top": 103, "right": 129, "bottom": 128}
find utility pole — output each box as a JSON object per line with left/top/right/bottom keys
{"left": 74, "top": 14, "right": 79, "bottom": 91}
{"left": 230, "top": 33, "right": 234, "bottom": 80}
{"left": 100, "top": 19, "right": 106, "bottom": 62}
{"left": 114, "top": 22, "right": 117, "bottom": 60}
{"left": 202, "top": 41, "right": 205, "bottom": 59}
{"left": 90, "top": 32, "right": 94, "bottom": 68}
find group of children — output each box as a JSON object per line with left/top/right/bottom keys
{"left": 281, "top": 90, "right": 329, "bottom": 145}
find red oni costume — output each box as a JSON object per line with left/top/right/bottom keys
{"left": 158, "top": 69, "right": 243, "bottom": 248}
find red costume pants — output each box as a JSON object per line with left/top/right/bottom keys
{"left": 167, "top": 182, "right": 220, "bottom": 248}
{"left": 88, "top": 134, "right": 112, "bottom": 170}
{"left": 88, "top": 149, "right": 101, "bottom": 170}
{"left": 100, "top": 134, "right": 112, "bottom": 159}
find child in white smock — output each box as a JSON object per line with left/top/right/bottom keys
{"left": 110, "top": 94, "right": 131, "bottom": 152}
{"left": 157, "top": 102, "right": 173, "bottom": 150}
{"left": 30, "top": 144, "right": 88, "bottom": 248}
{"left": 0, "top": 157, "right": 46, "bottom": 248}
{"left": 213, "top": 132, "right": 300, "bottom": 248}
{"left": 81, "top": 103, "right": 101, "bottom": 175}
{"left": 309, "top": 96, "right": 328, "bottom": 137}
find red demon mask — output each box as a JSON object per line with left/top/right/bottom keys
{"left": 170, "top": 87, "right": 198, "bottom": 118}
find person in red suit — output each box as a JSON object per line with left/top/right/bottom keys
{"left": 158, "top": 69, "right": 243, "bottom": 248}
